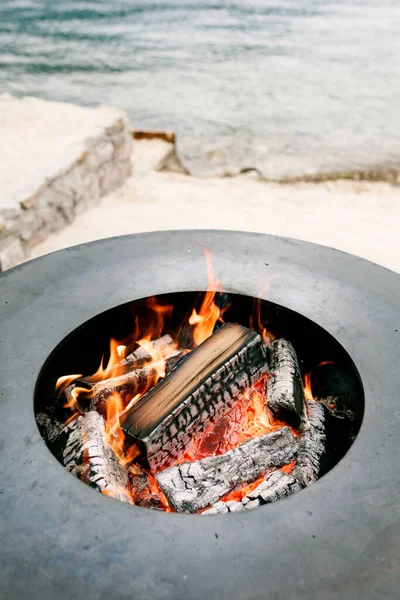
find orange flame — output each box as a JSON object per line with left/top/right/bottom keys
{"left": 303, "top": 360, "right": 335, "bottom": 402}
{"left": 303, "top": 371, "right": 314, "bottom": 402}
{"left": 250, "top": 298, "right": 275, "bottom": 345}
{"left": 63, "top": 411, "right": 80, "bottom": 427}
{"left": 116, "top": 345, "right": 126, "bottom": 358}
{"left": 136, "top": 337, "right": 166, "bottom": 380}
{"left": 55, "top": 373, "right": 82, "bottom": 395}
{"left": 189, "top": 248, "right": 222, "bottom": 346}
{"left": 104, "top": 392, "right": 141, "bottom": 468}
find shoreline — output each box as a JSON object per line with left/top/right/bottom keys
{"left": 147, "top": 132, "right": 400, "bottom": 187}
{"left": 0, "top": 95, "right": 399, "bottom": 273}
{"left": 26, "top": 137, "right": 400, "bottom": 274}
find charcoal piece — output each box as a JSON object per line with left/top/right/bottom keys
{"left": 311, "top": 363, "right": 361, "bottom": 415}
{"left": 56, "top": 411, "right": 132, "bottom": 504}
{"left": 36, "top": 412, "right": 63, "bottom": 443}
{"left": 266, "top": 339, "right": 305, "bottom": 424}
{"left": 156, "top": 427, "right": 298, "bottom": 513}
{"left": 243, "top": 470, "right": 301, "bottom": 504}
{"left": 122, "top": 323, "right": 269, "bottom": 471}
{"left": 317, "top": 396, "right": 356, "bottom": 421}
{"left": 129, "top": 464, "right": 167, "bottom": 510}
{"left": 292, "top": 400, "right": 325, "bottom": 487}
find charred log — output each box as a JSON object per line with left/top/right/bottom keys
{"left": 54, "top": 411, "right": 132, "bottom": 504}
{"left": 266, "top": 339, "right": 305, "bottom": 425}
{"left": 242, "top": 470, "right": 301, "bottom": 507}
{"left": 122, "top": 323, "right": 269, "bottom": 471}
{"left": 156, "top": 427, "right": 298, "bottom": 513}
{"left": 292, "top": 400, "right": 325, "bottom": 487}
{"left": 203, "top": 470, "right": 301, "bottom": 514}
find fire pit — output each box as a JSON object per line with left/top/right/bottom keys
{"left": 1, "top": 230, "right": 399, "bottom": 599}
{"left": 36, "top": 264, "right": 363, "bottom": 515}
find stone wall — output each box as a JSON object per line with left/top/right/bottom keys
{"left": 0, "top": 107, "right": 132, "bottom": 271}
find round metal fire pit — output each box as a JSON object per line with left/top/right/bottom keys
{"left": 0, "top": 231, "right": 399, "bottom": 600}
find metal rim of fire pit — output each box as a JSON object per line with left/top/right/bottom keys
{"left": 0, "top": 230, "right": 399, "bottom": 600}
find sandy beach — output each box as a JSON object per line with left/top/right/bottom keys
{"left": 27, "top": 138, "right": 400, "bottom": 273}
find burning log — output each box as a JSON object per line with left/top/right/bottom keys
{"left": 266, "top": 339, "right": 305, "bottom": 424}
{"left": 292, "top": 400, "right": 325, "bottom": 487}
{"left": 54, "top": 411, "right": 132, "bottom": 504}
{"left": 63, "top": 335, "right": 183, "bottom": 411}
{"left": 63, "top": 365, "right": 160, "bottom": 413}
{"left": 156, "top": 427, "right": 298, "bottom": 513}
{"left": 122, "top": 323, "right": 269, "bottom": 471}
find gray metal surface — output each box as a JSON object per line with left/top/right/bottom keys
{"left": 0, "top": 230, "right": 399, "bottom": 600}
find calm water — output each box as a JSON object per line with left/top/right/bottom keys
{"left": 1, "top": 0, "right": 400, "bottom": 176}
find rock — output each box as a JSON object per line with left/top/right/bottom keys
{"left": 0, "top": 237, "right": 25, "bottom": 271}
{"left": 155, "top": 146, "right": 190, "bottom": 175}
{"left": 0, "top": 95, "right": 133, "bottom": 262}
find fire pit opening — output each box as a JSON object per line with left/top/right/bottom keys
{"left": 35, "top": 286, "right": 363, "bottom": 515}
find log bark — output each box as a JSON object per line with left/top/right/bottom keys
{"left": 156, "top": 427, "right": 298, "bottom": 513}
{"left": 122, "top": 323, "right": 269, "bottom": 471}
{"left": 55, "top": 411, "right": 132, "bottom": 504}
{"left": 266, "top": 339, "right": 305, "bottom": 424}
{"left": 292, "top": 400, "right": 325, "bottom": 487}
